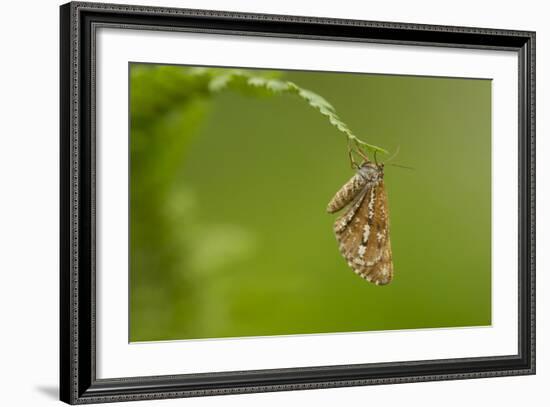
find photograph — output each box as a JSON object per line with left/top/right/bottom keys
{"left": 129, "top": 63, "right": 492, "bottom": 342}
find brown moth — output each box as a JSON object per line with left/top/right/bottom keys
{"left": 327, "top": 161, "right": 394, "bottom": 285}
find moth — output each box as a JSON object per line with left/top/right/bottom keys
{"left": 327, "top": 161, "right": 393, "bottom": 285}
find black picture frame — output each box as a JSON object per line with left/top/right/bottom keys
{"left": 60, "top": 1, "right": 536, "bottom": 404}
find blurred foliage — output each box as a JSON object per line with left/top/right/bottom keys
{"left": 130, "top": 64, "right": 492, "bottom": 342}
{"left": 130, "top": 65, "right": 261, "bottom": 340}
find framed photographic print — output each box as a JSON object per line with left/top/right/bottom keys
{"left": 60, "top": 1, "right": 536, "bottom": 404}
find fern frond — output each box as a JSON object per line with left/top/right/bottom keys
{"left": 194, "top": 69, "right": 388, "bottom": 156}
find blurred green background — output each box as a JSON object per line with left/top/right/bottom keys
{"left": 129, "top": 63, "right": 491, "bottom": 342}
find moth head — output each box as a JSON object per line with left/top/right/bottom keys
{"left": 358, "top": 161, "right": 383, "bottom": 180}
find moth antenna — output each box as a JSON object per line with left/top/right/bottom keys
{"left": 383, "top": 146, "right": 414, "bottom": 169}
{"left": 383, "top": 145, "right": 401, "bottom": 164}
{"left": 387, "top": 163, "right": 414, "bottom": 170}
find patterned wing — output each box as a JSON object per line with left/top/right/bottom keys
{"left": 327, "top": 172, "right": 369, "bottom": 214}
{"left": 334, "top": 180, "right": 393, "bottom": 285}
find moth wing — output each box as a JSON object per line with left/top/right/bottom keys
{"left": 334, "top": 180, "right": 393, "bottom": 285}
{"left": 364, "top": 180, "right": 393, "bottom": 285}
{"left": 327, "top": 173, "right": 368, "bottom": 214}
{"left": 333, "top": 186, "right": 368, "bottom": 234}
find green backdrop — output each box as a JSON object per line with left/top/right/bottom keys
{"left": 129, "top": 64, "right": 491, "bottom": 342}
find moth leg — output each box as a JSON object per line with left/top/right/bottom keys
{"left": 347, "top": 141, "right": 359, "bottom": 169}
{"left": 348, "top": 150, "right": 359, "bottom": 169}
{"left": 352, "top": 139, "right": 370, "bottom": 164}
